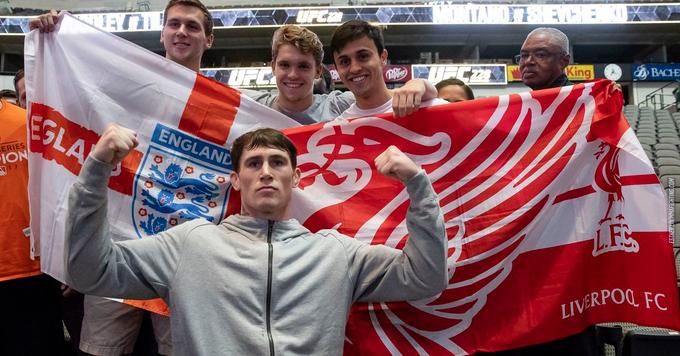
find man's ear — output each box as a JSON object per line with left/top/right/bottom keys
{"left": 230, "top": 171, "right": 241, "bottom": 191}
{"left": 206, "top": 33, "right": 214, "bottom": 49}
{"left": 380, "top": 49, "right": 389, "bottom": 65}
{"left": 292, "top": 168, "right": 301, "bottom": 188}
{"left": 559, "top": 53, "right": 571, "bottom": 71}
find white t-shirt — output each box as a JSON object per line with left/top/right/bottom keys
{"left": 335, "top": 98, "right": 448, "bottom": 120}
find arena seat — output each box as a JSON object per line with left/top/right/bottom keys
{"left": 656, "top": 157, "right": 680, "bottom": 168}
{"left": 655, "top": 150, "right": 680, "bottom": 159}
{"left": 658, "top": 167, "right": 680, "bottom": 189}
{"left": 597, "top": 322, "right": 637, "bottom": 356}
{"left": 655, "top": 143, "right": 678, "bottom": 151}
{"left": 621, "top": 327, "right": 680, "bottom": 356}
{"left": 598, "top": 324, "right": 680, "bottom": 356}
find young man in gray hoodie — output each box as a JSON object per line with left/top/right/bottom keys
{"left": 65, "top": 124, "right": 447, "bottom": 355}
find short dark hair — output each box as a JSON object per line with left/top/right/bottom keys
{"left": 435, "top": 78, "right": 475, "bottom": 100}
{"left": 330, "top": 20, "right": 384, "bottom": 59}
{"left": 0, "top": 89, "right": 17, "bottom": 100}
{"left": 163, "top": 0, "right": 213, "bottom": 35}
{"left": 231, "top": 128, "right": 297, "bottom": 173}
{"left": 13, "top": 68, "right": 24, "bottom": 93}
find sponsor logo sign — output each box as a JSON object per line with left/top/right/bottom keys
{"left": 203, "top": 65, "right": 411, "bottom": 88}
{"left": 632, "top": 64, "right": 680, "bottom": 81}
{"left": 507, "top": 64, "right": 594, "bottom": 82}
{"left": 327, "top": 64, "right": 411, "bottom": 83}
{"left": 411, "top": 64, "right": 507, "bottom": 85}
{"left": 430, "top": 4, "right": 629, "bottom": 24}
{"left": 202, "top": 67, "right": 276, "bottom": 88}
{"left": 295, "top": 9, "right": 343, "bottom": 24}
{"left": 73, "top": 12, "right": 162, "bottom": 31}
{"left": 384, "top": 66, "right": 410, "bottom": 82}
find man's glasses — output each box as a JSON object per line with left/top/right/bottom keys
{"left": 514, "top": 50, "right": 565, "bottom": 64}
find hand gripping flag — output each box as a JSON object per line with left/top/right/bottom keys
{"left": 26, "top": 13, "right": 679, "bottom": 355}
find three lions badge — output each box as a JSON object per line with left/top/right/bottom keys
{"left": 132, "top": 124, "right": 232, "bottom": 238}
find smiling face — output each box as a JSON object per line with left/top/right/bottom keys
{"left": 272, "top": 44, "right": 319, "bottom": 112}
{"left": 333, "top": 36, "right": 389, "bottom": 108}
{"left": 230, "top": 146, "right": 301, "bottom": 220}
{"left": 519, "top": 32, "right": 569, "bottom": 90}
{"left": 160, "top": 4, "right": 214, "bottom": 72}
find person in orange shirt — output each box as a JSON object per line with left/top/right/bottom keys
{"left": 0, "top": 97, "right": 66, "bottom": 354}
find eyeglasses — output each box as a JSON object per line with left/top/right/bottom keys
{"left": 514, "top": 50, "right": 565, "bottom": 64}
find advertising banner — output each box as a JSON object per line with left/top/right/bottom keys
{"left": 202, "top": 67, "right": 276, "bottom": 88}
{"left": 203, "top": 64, "right": 412, "bottom": 88}
{"left": 412, "top": 64, "right": 507, "bottom": 85}
{"left": 4, "top": 4, "right": 679, "bottom": 34}
{"left": 632, "top": 64, "right": 680, "bottom": 81}
{"left": 328, "top": 64, "right": 412, "bottom": 84}
{"left": 507, "top": 64, "right": 595, "bottom": 82}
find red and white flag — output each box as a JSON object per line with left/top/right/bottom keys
{"left": 26, "top": 13, "right": 679, "bottom": 355}
{"left": 321, "top": 84, "right": 680, "bottom": 354}
{"left": 24, "top": 13, "right": 299, "bottom": 278}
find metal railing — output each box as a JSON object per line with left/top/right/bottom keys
{"left": 639, "top": 81, "right": 679, "bottom": 111}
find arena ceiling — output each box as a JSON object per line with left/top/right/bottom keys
{"left": 1, "top": 2, "right": 679, "bottom": 66}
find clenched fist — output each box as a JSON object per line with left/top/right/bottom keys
{"left": 375, "top": 145, "right": 420, "bottom": 184}
{"left": 91, "top": 123, "right": 138, "bottom": 166}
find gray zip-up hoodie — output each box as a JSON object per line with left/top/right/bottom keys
{"left": 65, "top": 156, "right": 447, "bottom": 355}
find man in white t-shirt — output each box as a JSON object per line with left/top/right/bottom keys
{"left": 331, "top": 20, "right": 440, "bottom": 120}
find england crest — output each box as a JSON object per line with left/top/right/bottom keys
{"left": 132, "top": 124, "right": 232, "bottom": 238}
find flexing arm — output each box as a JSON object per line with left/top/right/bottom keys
{"left": 65, "top": 124, "right": 186, "bottom": 299}
{"left": 342, "top": 146, "right": 447, "bottom": 302}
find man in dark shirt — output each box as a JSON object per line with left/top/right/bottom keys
{"left": 489, "top": 27, "right": 598, "bottom": 356}
{"left": 517, "top": 27, "right": 572, "bottom": 90}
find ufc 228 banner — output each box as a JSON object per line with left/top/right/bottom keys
{"left": 26, "top": 13, "right": 679, "bottom": 355}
